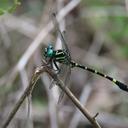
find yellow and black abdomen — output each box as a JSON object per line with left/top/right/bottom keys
{"left": 70, "top": 61, "right": 128, "bottom": 92}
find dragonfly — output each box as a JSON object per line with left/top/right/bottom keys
{"left": 44, "top": 13, "right": 128, "bottom": 101}
{"left": 44, "top": 13, "right": 72, "bottom": 102}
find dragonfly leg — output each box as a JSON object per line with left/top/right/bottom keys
{"left": 53, "top": 60, "right": 61, "bottom": 74}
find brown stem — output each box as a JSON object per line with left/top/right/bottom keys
{"left": 47, "top": 68, "right": 101, "bottom": 128}
{"left": 2, "top": 66, "right": 45, "bottom": 128}
{"left": 2, "top": 61, "right": 101, "bottom": 128}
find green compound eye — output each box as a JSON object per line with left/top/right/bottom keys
{"left": 44, "top": 44, "right": 55, "bottom": 57}
{"left": 47, "top": 48, "right": 54, "bottom": 57}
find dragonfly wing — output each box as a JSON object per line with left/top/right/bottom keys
{"left": 49, "top": 79, "right": 57, "bottom": 89}
{"left": 58, "top": 90, "right": 65, "bottom": 103}
{"left": 51, "top": 13, "right": 72, "bottom": 102}
{"left": 51, "top": 13, "right": 71, "bottom": 60}
{"left": 57, "top": 63, "right": 71, "bottom": 85}
{"left": 57, "top": 64, "right": 71, "bottom": 102}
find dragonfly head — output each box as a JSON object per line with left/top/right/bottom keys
{"left": 44, "top": 44, "right": 55, "bottom": 58}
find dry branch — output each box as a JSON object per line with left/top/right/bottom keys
{"left": 2, "top": 60, "right": 101, "bottom": 128}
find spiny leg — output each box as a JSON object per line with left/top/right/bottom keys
{"left": 71, "top": 61, "right": 128, "bottom": 92}
{"left": 49, "top": 60, "right": 60, "bottom": 89}
{"left": 53, "top": 60, "right": 61, "bottom": 74}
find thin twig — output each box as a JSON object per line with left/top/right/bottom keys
{"left": 69, "top": 85, "right": 92, "bottom": 128}
{"left": 45, "top": 64, "right": 102, "bottom": 128}
{"left": 49, "top": 75, "right": 101, "bottom": 128}
{"left": 2, "top": 65, "right": 44, "bottom": 128}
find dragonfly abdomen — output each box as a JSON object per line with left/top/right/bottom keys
{"left": 70, "top": 61, "right": 128, "bottom": 92}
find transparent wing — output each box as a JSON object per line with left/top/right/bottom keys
{"left": 51, "top": 13, "right": 71, "bottom": 60}
{"left": 48, "top": 63, "right": 71, "bottom": 102}
{"left": 57, "top": 63, "right": 71, "bottom": 103}
{"left": 58, "top": 64, "right": 71, "bottom": 84}
{"left": 51, "top": 13, "right": 72, "bottom": 102}
{"left": 49, "top": 79, "right": 57, "bottom": 89}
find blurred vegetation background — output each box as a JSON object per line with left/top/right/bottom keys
{"left": 0, "top": 0, "right": 128, "bottom": 128}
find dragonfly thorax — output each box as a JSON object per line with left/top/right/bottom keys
{"left": 54, "top": 49, "right": 70, "bottom": 64}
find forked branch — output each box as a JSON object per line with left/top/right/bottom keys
{"left": 2, "top": 60, "right": 101, "bottom": 128}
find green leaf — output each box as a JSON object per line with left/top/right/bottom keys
{"left": 8, "top": 1, "right": 21, "bottom": 13}
{"left": 0, "top": 9, "right": 5, "bottom": 15}
{"left": 0, "top": 0, "right": 21, "bottom": 15}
